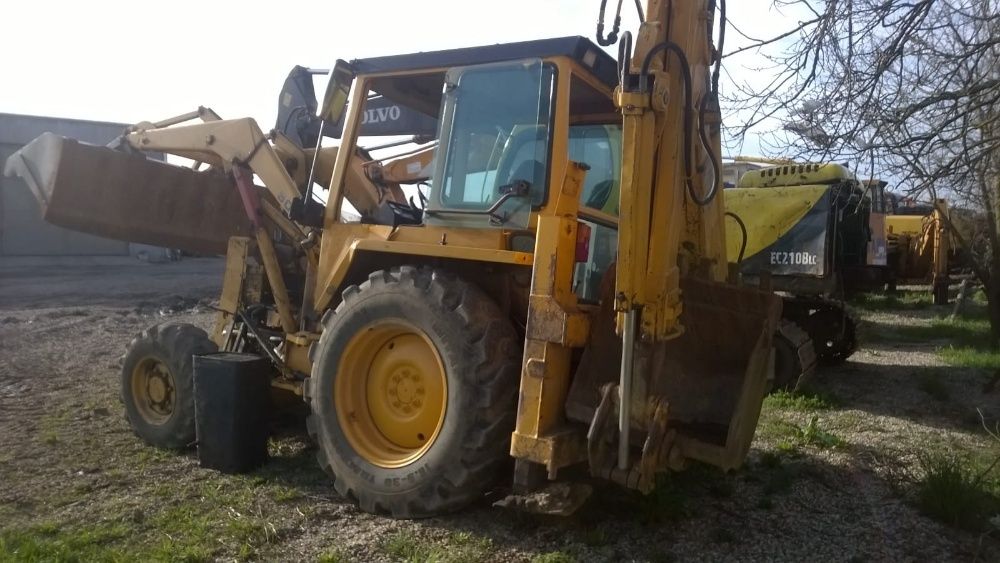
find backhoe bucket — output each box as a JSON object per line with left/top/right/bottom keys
{"left": 3, "top": 133, "right": 251, "bottom": 255}
{"left": 568, "top": 272, "right": 782, "bottom": 479}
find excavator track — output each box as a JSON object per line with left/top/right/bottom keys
{"left": 773, "top": 320, "right": 817, "bottom": 391}
{"left": 784, "top": 298, "right": 859, "bottom": 366}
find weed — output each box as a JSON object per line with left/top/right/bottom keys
{"left": 915, "top": 451, "right": 1000, "bottom": 531}
{"left": 318, "top": 548, "right": 346, "bottom": 563}
{"left": 270, "top": 485, "right": 303, "bottom": 503}
{"left": 775, "top": 441, "right": 800, "bottom": 455}
{"left": 531, "top": 552, "right": 576, "bottom": 563}
{"left": 764, "top": 390, "right": 838, "bottom": 411}
{"left": 897, "top": 317, "right": 993, "bottom": 346}
{"left": 798, "top": 416, "right": 845, "bottom": 449}
{"left": 862, "top": 311, "right": 1000, "bottom": 370}
{"left": 755, "top": 414, "right": 802, "bottom": 443}
{"left": 382, "top": 530, "right": 492, "bottom": 563}
{"left": 916, "top": 372, "right": 950, "bottom": 401}
{"left": 939, "top": 346, "right": 1000, "bottom": 369}
{"left": 0, "top": 521, "right": 131, "bottom": 563}
{"left": 850, "top": 291, "right": 933, "bottom": 311}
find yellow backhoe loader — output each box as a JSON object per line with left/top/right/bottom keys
{"left": 6, "top": 0, "right": 781, "bottom": 517}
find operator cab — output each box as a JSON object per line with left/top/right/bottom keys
{"left": 319, "top": 36, "right": 622, "bottom": 301}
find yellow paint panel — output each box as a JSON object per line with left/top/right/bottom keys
{"left": 724, "top": 186, "right": 828, "bottom": 260}
{"left": 886, "top": 215, "right": 927, "bottom": 236}
{"left": 738, "top": 163, "right": 854, "bottom": 188}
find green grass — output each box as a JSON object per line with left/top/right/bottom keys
{"left": 269, "top": 484, "right": 303, "bottom": 503}
{"left": 867, "top": 311, "right": 1000, "bottom": 370}
{"left": 1, "top": 474, "right": 289, "bottom": 563}
{"left": 764, "top": 390, "right": 838, "bottom": 411}
{"left": 939, "top": 346, "right": 1000, "bottom": 369}
{"left": 531, "top": 552, "right": 577, "bottom": 563}
{"left": 36, "top": 411, "right": 74, "bottom": 447}
{"left": 894, "top": 317, "right": 994, "bottom": 346}
{"left": 381, "top": 530, "right": 493, "bottom": 563}
{"left": 851, "top": 290, "right": 934, "bottom": 311}
{"left": 0, "top": 522, "right": 131, "bottom": 563}
{"left": 915, "top": 451, "right": 1000, "bottom": 532}
{"left": 756, "top": 414, "right": 844, "bottom": 452}
{"left": 923, "top": 315, "right": 1000, "bottom": 369}
{"left": 316, "top": 547, "right": 350, "bottom": 563}
{"left": 317, "top": 548, "right": 347, "bottom": 563}
{"left": 798, "top": 415, "right": 845, "bottom": 449}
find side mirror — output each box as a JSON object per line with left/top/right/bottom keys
{"left": 319, "top": 60, "right": 355, "bottom": 124}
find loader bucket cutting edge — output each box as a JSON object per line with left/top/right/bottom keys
{"left": 3, "top": 133, "right": 252, "bottom": 255}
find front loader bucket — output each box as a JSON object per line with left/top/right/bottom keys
{"left": 568, "top": 273, "right": 782, "bottom": 474}
{"left": 3, "top": 133, "right": 251, "bottom": 255}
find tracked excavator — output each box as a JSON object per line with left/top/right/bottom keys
{"left": 720, "top": 160, "right": 890, "bottom": 388}
{"left": 6, "top": 0, "right": 781, "bottom": 517}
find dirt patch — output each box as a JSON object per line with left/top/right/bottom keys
{"left": 0, "top": 260, "right": 997, "bottom": 561}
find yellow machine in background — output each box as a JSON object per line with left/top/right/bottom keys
{"left": 722, "top": 163, "right": 891, "bottom": 388}
{"left": 886, "top": 198, "right": 952, "bottom": 304}
{"left": 7, "top": 0, "right": 780, "bottom": 517}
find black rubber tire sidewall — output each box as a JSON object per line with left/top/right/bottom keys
{"left": 121, "top": 323, "right": 217, "bottom": 449}
{"left": 309, "top": 268, "right": 519, "bottom": 517}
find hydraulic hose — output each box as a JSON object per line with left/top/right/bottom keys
{"left": 725, "top": 211, "right": 747, "bottom": 265}
{"left": 596, "top": 0, "right": 625, "bottom": 46}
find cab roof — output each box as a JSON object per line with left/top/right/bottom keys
{"left": 350, "top": 36, "right": 619, "bottom": 89}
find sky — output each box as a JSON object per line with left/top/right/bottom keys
{"left": 1, "top": 0, "right": 782, "bottom": 156}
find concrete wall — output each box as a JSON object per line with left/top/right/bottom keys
{"left": 1, "top": 113, "right": 132, "bottom": 256}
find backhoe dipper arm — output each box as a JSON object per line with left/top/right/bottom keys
{"left": 615, "top": 0, "right": 725, "bottom": 341}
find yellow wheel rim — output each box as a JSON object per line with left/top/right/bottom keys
{"left": 335, "top": 322, "right": 447, "bottom": 468}
{"left": 130, "top": 357, "right": 175, "bottom": 425}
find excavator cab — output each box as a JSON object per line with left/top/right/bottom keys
{"left": 6, "top": 1, "right": 781, "bottom": 519}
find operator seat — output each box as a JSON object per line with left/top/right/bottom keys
{"left": 585, "top": 179, "right": 615, "bottom": 210}
{"left": 506, "top": 159, "right": 546, "bottom": 192}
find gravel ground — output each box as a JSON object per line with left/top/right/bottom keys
{"left": 0, "top": 257, "right": 997, "bottom": 562}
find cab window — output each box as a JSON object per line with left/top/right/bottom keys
{"left": 429, "top": 59, "right": 555, "bottom": 229}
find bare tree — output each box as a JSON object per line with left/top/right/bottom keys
{"left": 725, "top": 0, "right": 1000, "bottom": 342}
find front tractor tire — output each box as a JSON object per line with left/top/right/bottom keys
{"left": 121, "top": 323, "right": 218, "bottom": 449}
{"left": 307, "top": 267, "right": 520, "bottom": 518}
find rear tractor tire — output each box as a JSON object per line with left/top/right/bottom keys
{"left": 307, "top": 266, "right": 521, "bottom": 518}
{"left": 772, "top": 320, "right": 817, "bottom": 391}
{"left": 121, "top": 322, "right": 217, "bottom": 449}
